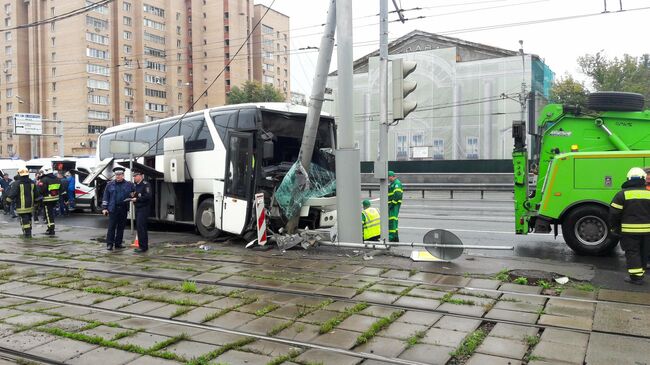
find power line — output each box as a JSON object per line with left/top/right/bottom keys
{"left": 0, "top": 0, "right": 115, "bottom": 32}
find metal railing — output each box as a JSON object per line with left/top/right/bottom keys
{"left": 361, "top": 182, "right": 514, "bottom": 199}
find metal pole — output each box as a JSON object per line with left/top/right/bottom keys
{"left": 335, "top": 0, "right": 362, "bottom": 243}
{"left": 130, "top": 153, "right": 134, "bottom": 234}
{"left": 297, "top": 0, "right": 336, "bottom": 170}
{"left": 377, "top": 0, "right": 390, "bottom": 242}
{"left": 321, "top": 240, "right": 514, "bottom": 250}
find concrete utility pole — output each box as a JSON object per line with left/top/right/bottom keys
{"left": 376, "top": 0, "right": 390, "bottom": 242}
{"left": 335, "top": 0, "right": 362, "bottom": 243}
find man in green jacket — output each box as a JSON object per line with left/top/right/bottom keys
{"left": 388, "top": 171, "right": 403, "bottom": 242}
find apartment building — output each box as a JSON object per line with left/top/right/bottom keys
{"left": 0, "top": 0, "right": 286, "bottom": 159}
{"left": 252, "top": 4, "right": 289, "bottom": 100}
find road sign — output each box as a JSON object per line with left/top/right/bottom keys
{"left": 13, "top": 113, "right": 42, "bottom": 135}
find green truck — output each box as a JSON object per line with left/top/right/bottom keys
{"left": 513, "top": 92, "right": 650, "bottom": 255}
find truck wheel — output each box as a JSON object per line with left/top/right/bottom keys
{"left": 587, "top": 92, "right": 645, "bottom": 112}
{"left": 562, "top": 205, "right": 618, "bottom": 255}
{"left": 90, "top": 197, "right": 101, "bottom": 214}
{"left": 196, "top": 199, "right": 221, "bottom": 239}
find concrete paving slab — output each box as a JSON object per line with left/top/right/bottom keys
{"left": 164, "top": 340, "right": 218, "bottom": 361}
{"left": 79, "top": 310, "right": 129, "bottom": 324}
{"left": 13, "top": 302, "right": 61, "bottom": 312}
{"left": 81, "top": 325, "right": 126, "bottom": 340}
{"left": 585, "top": 332, "right": 650, "bottom": 365}
{"left": 338, "top": 314, "right": 382, "bottom": 332}
{"left": 477, "top": 337, "right": 528, "bottom": 359}
{"left": 436, "top": 275, "right": 471, "bottom": 286}
{"left": 379, "top": 321, "right": 429, "bottom": 340}
{"left": 4, "top": 312, "right": 59, "bottom": 327}
{"left": 94, "top": 296, "right": 140, "bottom": 310}
{"left": 434, "top": 316, "right": 481, "bottom": 332}
{"left": 437, "top": 302, "right": 486, "bottom": 317}
{"left": 326, "top": 301, "right": 358, "bottom": 312}
{"left": 537, "top": 314, "right": 593, "bottom": 331}
{"left": 560, "top": 288, "right": 597, "bottom": 300}
{"left": 0, "top": 330, "right": 58, "bottom": 351}
{"left": 145, "top": 323, "right": 206, "bottom": 337}
{"left": 213, "top": 349, "right": 274, "bottom": 364}
{"left": 494, "top": 300, "right": 544, "bottom": 313}
{"left": 457, "top": 288, "right": 502, "bottom": 299}
{"left": 467, "top": 278, "right": 502, "bottom": 290}
{"left": 488, "top": 323, "right": 539, "bottom": 341}
{"left": 115, "top": 318, "right": 165, "bottom": 331}
{"left": 597, "top": 288, "right": 650, "bottom": 305}
{"left": 485, "top": 309, "right": 539, "bottom": 324}
{"left": 300, "top": 310, "right": 340, "bottom": 325}
{"left": 172, "top": 307, "right": 216, "bottom": 323}
{"left": 422, "top": 327, "right": 469, "bottom": 348}
{"left": 204, "top": 310, "right": 257, "bottom": 328}
{"left": 145, "top": 304, "right": 189, "bottom": 319}
{"left": 498, "top": 283, "right": 542, "bottom": 294}
{"left": 190, "top": 330, "right": 246, "bottom": 346}
{"left": 355, "top": 336, "right": 408, "bottom": 358}
{"left": 119, "top": 300, "right": 168, "bottom": 314}
{"left": 66, "top": 346, "right": 142, "bottom": 365}
{"left": 40, "top": 318, "right": 90, "bottom": 332}
{"left": 406, "top": 288, "right": 447, "bottom": 299}
{"left": 398, "top": 343, "right": 453, "bottom": 364}
{"left": 0, "top": 308, "right": 22, "bottom": 320}
{"left": 499, "top": 293, "right": 547, "bottom": 305}
{"left": 539, "top": 328, "right": 589, "bottom": 347}
{"left": 72, "top": 292, "right": 114, "bottom": 306}
{"left": 353, "top": 290, "right": 399, "bottom": 305}
{"left": 27, "top": 338, "right": 98, "bottom": 362}
{"left": 295, "top": 349, "right": 362, "bottom": 365}
{"left": 241, "top": 339, "right": 300, "bottom": 357}
{"left": 44, "top": 305, "right": 94, "bottom": 318}
{"left": 355, "top": 267, "right": 385, "bottom": 276}
{"left": 315, "top": 285, "right": 359, "bottom": 298}
{"left": 237, "top": 316, "right": 289, "bottom": 335}
{"left": 124, "top": 355, "right": 182, "bottom": 365}
{"left": 276, "top": 323, "right": 321, "bottom": 342}
{"left": 544, "top": 298, "right": 595, "bottom": 318}
{"left": 396, "top": 310, "right": 442, "bottom": 326}
{"left": 466, "top": 353, "right": 523, "bottom": 365}
{"left": 312, "top": 329, "right": 360, "bottom": 349}
{"left": 360, "top": 305, "right": 399, "bottom": 318}
{"left": 203, "top": 296, "right": 246, "bottom": 309}
{"left": 531, "top": 341, "right": 586, "bottom": 364}
{"left": 593, "top": 302, "right": 650, "bottom": 337}
{"left": 115, "top": 331, "right": 170, "bottom": 349}
{"left": 393, "top": 296, "right": 441, "bottom": 310}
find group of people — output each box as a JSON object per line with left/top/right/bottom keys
{"left": 361, "top": 170, "right": 403, "bottom": 242}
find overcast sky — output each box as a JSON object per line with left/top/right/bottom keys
{"left": 254, "top": 0, "right": 649, "bottom": 95}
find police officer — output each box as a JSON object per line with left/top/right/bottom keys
{"left": 610, "top": 167, "right": 650, "bottom": 285}
{"left": 131, "top": 169, "right": 151, "bottom": 253}
{"left": 6, "top": 167, "right": 39, "bottom": 238}
{"left": 387, "top": 171, "right": 403, "bottom": 242}
{"left": 361, "top": 199, "right": 380, "bottom": 241}
{"left": 39, "top": 166, "right": 63, "bottom": 235}
{"left": 102, "top": 167, "right": 135, "bottom": 251}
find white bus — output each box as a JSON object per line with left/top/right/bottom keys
{"left": 89, "top": 103, "right": 338, "bottom": 239}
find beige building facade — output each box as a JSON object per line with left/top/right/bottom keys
{"left": 252, "top": 4, "right": 289, "bottom": 100}
{"left": 0, "top": 0, "right": 288, "bottom": 159}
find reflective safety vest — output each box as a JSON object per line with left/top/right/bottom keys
{"left": 610, "top": 182, "right": 650, "bottom": 234}
{"left": 362, "top": 207, "right": 381, "bottom": 240}
{"left": 40, "top": 174, "right": 61, "bottom": 203}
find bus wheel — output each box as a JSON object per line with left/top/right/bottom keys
{"left": 562, "top": 205, "right": 618, "bottom": 255}
{"left": 196, "top": 199, "right": 221, "bottom": 239}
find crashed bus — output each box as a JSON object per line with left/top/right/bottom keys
{"left": 87, "top": 103, "right": 338, "bottom": 240}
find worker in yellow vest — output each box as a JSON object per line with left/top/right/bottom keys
{"left": 362, "top": 199, "right": 381, "bottom": 241}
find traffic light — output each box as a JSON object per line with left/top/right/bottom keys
{"left": 392, "top": 58, "right": 418, "bottom": 120}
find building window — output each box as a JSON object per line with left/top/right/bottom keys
{"left": 5, "top": 73, "right": 11, "bottom": 83}
{"left": 88, "top": 125, "right": 107, "bottom": 134}
{"left": 262, "top": 24, "right": 273, "bottom": 34}
{"left": 145, "top": 88, "right": 166, "bottom": 98}
{"left": 145, "top": 60, "right": 166, "bottom": 71}
{"left": 6, "top": 102, "right": 12, "bottom": 112}
{"left": 178, "top": 93, "right": 182, "bottom": 101}
{"left": 6, "top": 88, "right": 12, "bottom": 98}
{"left": 52, "top": 82, "right": 56, "bottom": 91}
{"left": 143, "top": 4, "right": 165, "bottom": 17}
{"left": 123, "top": 44, "right": 132, "bottom": 54}
{"left": 396, "top": 134, "right": 408, "bottom": 160}
{"left": 51, "top": 22, "right": 55, "bottom": 32}
{"left": 86, "top": 15, "right": 108, "bottom": 30}
{"left": 87, "top": 79, "right": 109, "bottom": 90}
{"left": 4, "top": 32, "right": 10, "bottom": 42}
{"left": 4, "top": 18, "right": 10, "bottom": 27}
{"left": 4, "top": 60, "right": 11, "bottom": 70}
{"left": 145, "top": 102, "right": 167, "bottom": 112}
{"left": 4, "top": 4, "right": 11, "bottom": 14}
{"left": 466, "top": 137, "right": 479, "bottom": 159}
{"left": 123, "top": 2, "right": 132, "bottom": 11}
{"left": 123, "top": 73, "right": 133, "bottom": 83}
{"left": 144, "top": 31, "right": 165, "bottom": 44}
{"left": 4, "top": 46, "right": 11, "bottom": 55}
{"left": 123, "top": 16, "right": 132, "bottom": 26}
{"left": 263, "top": 75, "right": 273, "bottom": 84}
{"left": 86, "top": 32, "right": 109, "bottom": 45}
{"left": 123, "top": 31, "right": 132, "bottom": 40}
{"left": 143, "top": 18, "right": 165, "bottom": 31}
{"left": 145, "top": 74, "right": 166, "bottom": 85}
{"left": 88, "top": 94, "right": 109, "bottom": 105}
{"left": 144, "top": 46, "right": 165, "bottom": 58}
{"left": 86, "top": 47, "right": 109, "bottom": 59}
{"left": 125, "top": 101, "right": 133, "bottom": 110}
{"left": 87, "top": 64, "right": 110, "bottom": 76}
{"left": 86, "top": 1, "right": 108, "bottom": 14}
{"left": 88, "top": 110, "right": 110, "bottom": 120}
{"left": 51, "top": 67, "right": 56, "bottom": 77}
{"left": 433, "top": 139, "right": 444, "bottom": 160}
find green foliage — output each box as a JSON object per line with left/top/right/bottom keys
{"left": 356, "top": 310, "right": 405, "bottom": 345}
{"left": 537, "top": 280, "right": 551, "bottom": 289}
{"left": 319, "top": 302, "right": 369, "bottom": 334}
{"left": 181, "top": 280, "right": 198, "bottom": 293}
{"left": 578, "top": 52, "right": 650, "bottom": 101}
{"left": 451, "top": 329, "right": 487, "bottom": 358}
{"left": 550, "top": 74, "right": 589, "bottom": 108}
{"left": 255, "top": 304, "right": 280, "bottom": 317}
{"left": 525, "top": 335, "right": 540, "bottom": 346}
{"left": 227, "top": 80, "right": 286, "bottom": 104}
{"left": 494, "top": 269, "right": 510, "bottom": 282}
{"left": 405, "top": 330, "right": 427, "bottom": 348}
{"left": 440, "top": 292, "right": 475, "bottom": 306}
{"left": 513, "top": 277, "right": 528, "bottom": 285}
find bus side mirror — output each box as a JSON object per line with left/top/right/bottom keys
{"left": 263, "top": 140, "right": 274, "bottom": 160}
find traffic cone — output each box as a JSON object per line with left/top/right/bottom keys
{"left": 131, "top": 233, "right": 139, "bottom": 248}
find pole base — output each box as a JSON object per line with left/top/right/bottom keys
{"left": 410, "top": 250, "right": 448, "bottom": 262}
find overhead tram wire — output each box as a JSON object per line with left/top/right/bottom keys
{"left": 0, "top": 0, "right": 115, "bottom": 32}
{"left": 135, "top": 0, "right": 278, "bottom": 158}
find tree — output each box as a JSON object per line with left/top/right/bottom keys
{"left": 550, "top": 74, "right": 589, "bottom": 108}
{"left": 226, "top": 81, "right": 286, "bottom": 104}
{"left": 578, "top": 52, "right": 650, "bottom": 101}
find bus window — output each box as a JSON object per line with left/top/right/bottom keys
{"left": 225, "top": 133, "right": 252, "bottom": 199}
{"left": 135, "top": 124, "right": 158, "bottom": 156}
{"left": 211, "top": 111, "right": 238, "bottom": 141}
{"left": 237, "top": 109, "right": 257, "bottom": 129}
{"left": 115, "top": 129, "right": 135, "bottom": 142}
{"left": 181, "top": 117, "right": 214, "bottom": 152}
{"left": 99, "top": 132, "right": 116, "bottom": 160}
{"left": 156, "top": 120, "right": 180, "bottom": 154}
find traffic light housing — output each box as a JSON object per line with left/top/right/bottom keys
{"left": 392, "top": 58, "right": 418, "bottom": 120}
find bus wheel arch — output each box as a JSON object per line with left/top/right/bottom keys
{"left": 560, "top": 203, "right": 618, "bottom": 256}
{"left": 196, "top": 196, "right": 221, "bottom": 239}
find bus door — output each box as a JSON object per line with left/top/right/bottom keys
{"left": 222, "top": 132, "right": 254, "bottom": 234}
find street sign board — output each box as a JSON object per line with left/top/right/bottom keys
{"left": 13, "top": 113, "right": 42, "bottom": 135}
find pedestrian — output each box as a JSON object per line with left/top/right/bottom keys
{"left": 361, "top": 199, "right": 380, "bottom": 241}
{"left": 8, "top": 175, "right": 19, "bottom": 218}
{"left": 387, "top": 170, "right": 403, "bottom": 242}
{"left": 39, "top": 166, "right": 64, "bottom": 235}
{"left": 102, "top": 166, "right": 134, "bottom": 251}
{"left": 6, "top": 167, "right": 39, "bottom": 238}
{"left": 609, "top": 167, "right": 650, "bottom": 285}
{"left": 65, "top": 171, "right": 76, "bottom": 211}
{"left": 131, "top": 169, "right": 152, "bottom": 253}
{"left": 0, "top": 173, "right": 13, "bottom": 215}
{"left": 56, "top": 171, "right": 69, "bottom": 217}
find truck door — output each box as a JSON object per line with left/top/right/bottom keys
{"left": 222, "top": 131, "right": 253, "bottom": 234}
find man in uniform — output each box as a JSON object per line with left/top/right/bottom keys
{"left": 610, "top": 167, "right": 650, "bottom": 285}
{"left": 361, "top": 199, "right": 380, "bottom": 241}
{"left": 102, "top": 167, "right": 134, "bottom": 251}
{"left": 387, "top": 171, "right": 403, "bottom": 242}
{"left": 0, "top": 173, "right": 12, "bottom": 215}
{"left": 131, "top": 170, "right": 152, "bottom": 253}
{"left": 56, "top": 171, "right": 69, "bottom": 217}
{"left": 6, "top": 167, "right": 38, "bottom": 238}
{"left": 39, "top": 166, "right": 63, "bottom": 235}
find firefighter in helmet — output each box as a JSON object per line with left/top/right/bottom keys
{"left": 6, "top": 167, "right": 39, "bottom": 238}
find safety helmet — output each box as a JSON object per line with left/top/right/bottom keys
{"left": 362, "top": 199, "right": 371, "bottom": 208}
{"left": 17, "top": 167, "right": 29, "bottom": 176}
{"left": 40, "top": 166, "right": 53, "bottom": 175}
{"left": 627, "top": 167, "right": 647, "bottom": 180}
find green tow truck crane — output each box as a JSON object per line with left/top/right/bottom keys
{"left": 513, "top": 91, "right": 650, "bottom": 255}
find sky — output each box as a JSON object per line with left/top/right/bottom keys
{"left": 254, "top": 0, "right": 650, "bottom": 95}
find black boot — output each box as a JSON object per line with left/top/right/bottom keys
{"left": 45, "top": 229, "right": 55, "bottom": 236}
{"left": 23, "top": 230, "right": 32, "bottom": 239}
{"left": 106, "top": 244, "right": 113, "bottom": 251}
{"left": 624, "top": 276, "right": 644, "bottom": 285}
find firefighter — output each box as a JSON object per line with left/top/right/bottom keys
{"left": 102, "top": 167, "right": 135, "bottom": 251}
{"left": 6, "top": 167, "right": 38, "bottom": 238}
{"left": 130, "top": 169, "right": 152, "bottom": 253}
{"left": 39, "top": 166, "right": 63, "bottom": 235}
{"left": 388, "top": 170, "right": 403, "bottom": 242}
{"left": 361, "top": 199, "right": 380, "bottom": 241}
{"left": 609, "top": 167, "right": 650, "bottom": 285}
